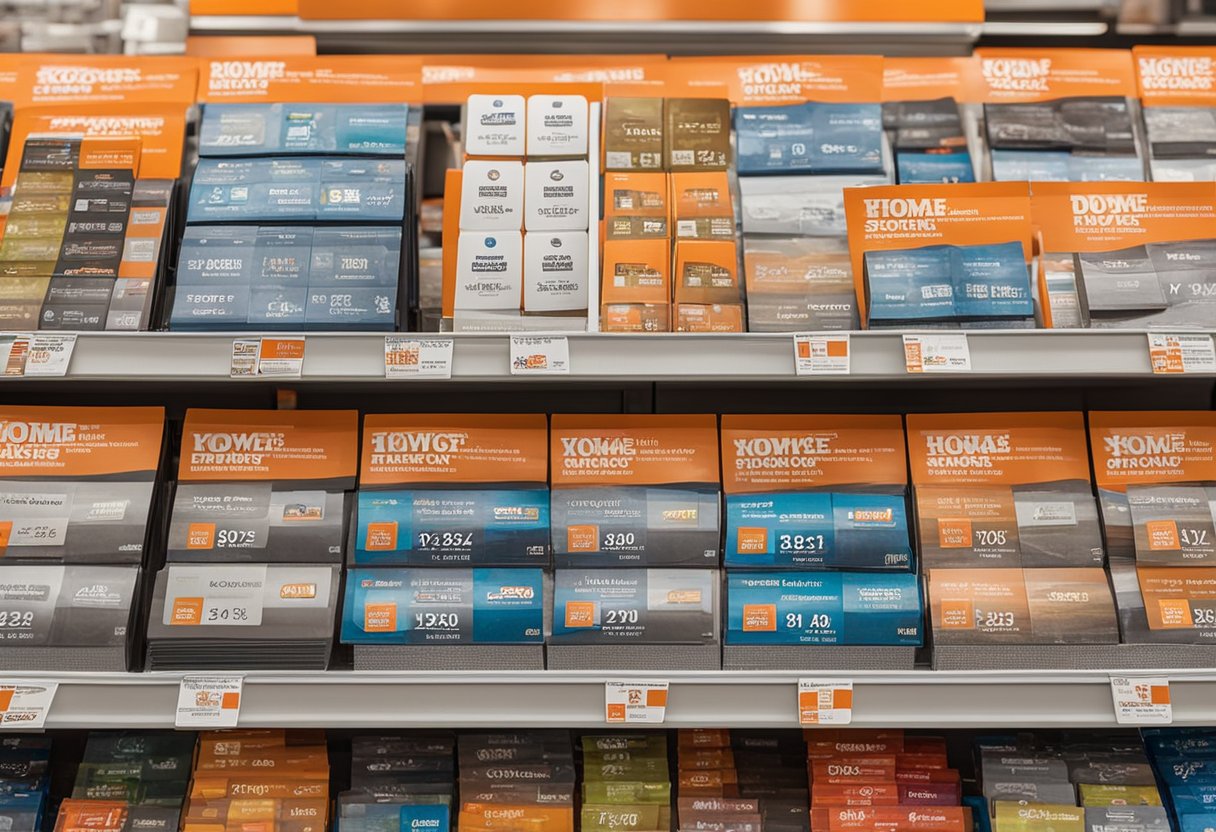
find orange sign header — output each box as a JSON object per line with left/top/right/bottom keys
{"left": 720, "top": 415, "right": 907, "bottom": 494}
{"left": 1032, "top": 182, "right": 1216, "bottom": 253}
{"left": 12, "top": 56, "right": 198, "bottom": 107}
{"left": 198, "top": 56, "right": 422, "bottom": 103}
{"left": 360, "top": 414, "right": 548, "bottom": 485}
{"left": 550, "top": 414, "right": 719, "bottom": 487}
{"left": 1089, "top": 411, "right": 1216, "bottom": 492}
{"left": 186, "top": 36, "right": 317, "bottom": 57}
{"left": 1135, "top": 46, "right": 1216, "bottom": 107}
{"left": 0, "top": 406, "right": 164, "bottom": 480}
{"left": 907, "top": 412, "right": 1091, "bottom": 486}
{"left": 298, "top": 0, "right": 983, "bottom": 23}
{"left": 670, "top": 55, "right": 883, "bottom": 105}
{"left": 179, "top": 409, "right": 358, "bottom": 484}
{"left": 2, "top": 104, "right": 187, "bottom": 188}
{"left": 843, "top": 182, "right": 1034, "bottom": 323}
{"left": 975, "top": 49, "right": 1137, "bottom": 103}
{"left": 883, "top": 57, "right": 983, "bottom": 103}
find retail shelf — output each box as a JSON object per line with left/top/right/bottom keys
{"left": 23, "top": 669, "right": 1216, "bottom": 729}
{"left": 186, "top": 16, "right": 981, "bottom": 54}
{"left": 5, "top": 330, "right": 1209, "bottom": 383}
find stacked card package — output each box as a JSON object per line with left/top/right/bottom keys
{"left": 1143, "top": 729, "right": 1216, "bottom": 832}
{"left": 975, "top": 732, "right": 1165, "bottom": 832}
{"left": 547, "top": 415, "right": 721, "bottom": 670}
{"left": 807, "top": 729, "right": 963, "bottom": 830}
{"left": 342, "top": 415, "right": 549, "bottom": 669}
{"left": 676, "top": 729, "right": 809, "bottom": 832}
{"left": 0, "top": 136, "right": 171, "bottom": 331}
{"left": 71, "top": 732, "right": 193, "bottom": 813}
{"left": 580, "top": 734, "right": 670, "bottom": 832}
{"left": 0, "top": 406, "right": 164, "bottom": 671}
{"left": 456, "top": 731, "right": 575, "bottom": 832}
{"left": 180, "top": 730, "right": 328, "bottom": 832}
{"left": 720, "top": 416, "right": 921, "bottom": 669}
{"left": 145, "top": 410, "right": 355, "bottom": 670}
{"left": 174, "top": 98, "right": 413, "bottom": 332}
{"left": 0, "top": 737, "right": 51, "bottom": 832}
{"left": 882, "top": 97, "right": 975, "bottom": 185}
{"left": 339, "top": 733, "right": 454, "bottom": 832}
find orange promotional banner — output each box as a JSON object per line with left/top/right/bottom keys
{"left": 197, "top": 55, "right": 421, "bottom": 103}
{"left": 1134, "top": 46, "right": 1216, "bottom": 107}
{"left": 11, "top": 56, "right": 199, "bottom": 107}
{"left": 882, "top": 56, "right": 984, "bottom": 103}
{"left": 975, "top": 48, "right": 1137, "bottom": 103}
{"left": 669, "top": 55, "right": 883, "bottom": 105}
{"left": 0, "top": 55, "right": 19, "bottom": 88}
{"left": 185, "top": 36, "right": 317, "bottom": 56}
{"left": 1032, "top": 182, "right": 1216, "bottom": 253}
{"left": 720, "top": 415, "right": 907, "bottom": 494}
{"left": 906, "top": 412, "right": 1092, "bottom": 486}
{"left": 842, "top": 181, "right": 1034, "bottom": 322}
{"left": 360, "top": 414, "right": 548, "bottom": 485}
{"left": 2, "top": 104, "right": 188, "bottom": 187}
{"left": 0, "top": 406, "right": 164, "bottom": 479}
{"left": 1089, "top": 411, "right": 1216, "bottom": 492}
{"left": 298, "top": 0, "right": 983, "bottom": 23}
{"left": 190, "top": 0, "right": 297, "bottom": 14}
{"left": 550, "top": 414, "right": 719, "bottom": 487}
{"left": 421, "top": 79, "right": 603, "bottom": 109}
{"left": 178, "top": 409, "right": 358, "bottom": 484}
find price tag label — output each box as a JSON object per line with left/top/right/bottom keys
{"left": 0, "top": 335, "right": 29, "bottom": 376}
{"left": 605, "top": 681, "right": 669, "bottom": 724}
{"left": 0, "top": 682, "right": 58, "bottom": 729}
{"left": 22, "top": 334, "right": 76, "bottom": 377}
{"left": 231, "top": 337, "right": 305, "bottom": 378}
{"left": 1111, "top": 676, "right": 1172, "bottom": 725}
{"left": 1148, "top": 333, "right": 1216, "bottom": 374}
{"left": 903, "top": 333, "right": 971, "bottom": 374}
{"left": 794, "top": 333, "right": 850, "bottom": 375}
{"left": 385, "top": 336, "right": 454, "bottom": 379}
{"left": 510, "top": 335, "right": 570, "bottom": 375}
{"left": 176, "top": 675, "right": 244, "bottom": 728}
{"left": 798, "top": 680, "right": 854, "bottom": 725}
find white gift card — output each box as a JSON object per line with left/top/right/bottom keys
{"left": 527, "top": 94, "right": 589, "bottom": 157}
{"left": 524, "top": 160, "right": 590, "bottom": 231}
{"left": 465, "top": 94, "right": 526, "bottom": 156}
{"left": 459, "top": 160, "right": 524, "bottom": 231}
{"left": 455, "top": 231, "right": 523, "bottom": 311}
{"left": 524, "top": 231, "right": 589, "bottom": 312}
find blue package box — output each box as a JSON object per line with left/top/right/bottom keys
{"left": 725, "top": 492, "right": 912, "bottom": 570}
{"left": 199, "top": 103, "right": 410, "bottom": 156}
{"left": 305, "top": 288, "right": 395, "bottom": 329}
{"left": 953, "top": 241, "right": 1033, "bottom": 320}
{"left": 865, "top": 246, "right": 955, "bottom": 323}
{"left": 725, "top": 571, "right": 922, "bottom": 646}
{"left": 308, "top": 227, "right": 402, "bottom": 288}
{"left": 341, "top": 568, "right": 545, "bottom": 645}
{"left": 188, "top": 157, "right": 406, "bottom": 223}
{"left": 897, "top": 151, "right": 975, "bottom": 184}
{"left": 353, "top": 488, "right": 550, "bottom": 567}
{"left": 735, "top": 102, "right": 884, "bottom": 176}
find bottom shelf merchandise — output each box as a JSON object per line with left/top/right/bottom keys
{"left": 17, "top": 726, "right": 1216, "bottom": 832}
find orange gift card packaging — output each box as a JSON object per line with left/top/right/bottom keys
{"left": 972, "top": 49, "right": 1145, "bottom": 183}
{"left": 907, "top": 413, "right": 1119, "bottom": 657}
{"left": 1134, "top": 46, "right": 1216, "bottom": 181}
{"left": 1030, "top": 181, "right": 1216, "bottom": 329}
{"left": 443, "top": 82, "right": 600, "bottom": 330}
{"left": 842, "top": 182, "right": 1035, "bottom": 329}
{"left": 1089, "top": 411, "right": 1216, "bottom": 650}
{"left": 183, "top": 730, "right": 330, "bottom": 832}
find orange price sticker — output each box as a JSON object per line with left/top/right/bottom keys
{"left": 798, "top": 680, "right": 853, "bottom": 725}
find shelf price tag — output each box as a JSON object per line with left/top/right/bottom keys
{"left": 0, "top": 334, "right": 76, "bottom": 377}
{"left": 793, "top": 333, "right": 850, "bottom": 375}
{"left": 1111, "top": 676, "right": 1172, "bottom": 725}
{"left": 176, "top": 675, "right": 244, "bottom": 728}
{"left": 798, "top": 680, "right": 853, "bottom": 725}
{"left": 903, "top": 333, "right": 971, "bottom": 373}
{"left": 231, "top": 337, "right": 305, "bottom": 378}
{"left": 510, "top": 335, "right": 570, "bottom": 375}
{"left": 0, "top": 682, "right": 58, "bottom": 729}
{"left": 385, "top": 336, "right": 454, "bottom": 379}
{"left": 1148, "top": 333, "right": 1216, "bottom": 374}
{"left": 605, "top": 681, "right": 669, "bottom": 724}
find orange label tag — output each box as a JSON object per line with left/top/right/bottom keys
{"left": 363, "top": 603, "right": 397, "bottom": 633}
{"left": 564, "top": 601, "right": 597, "bottom": 628}
{"left": 567, "top": 526, "right": 599, "bottom": 553}
{"left": 364, "top": 523, "right": 398, "bottom": 551}
{"left": 172, "top": 597, "right": 205, "bottom": 626}
{"left": 742, "top": 604, "right": 777, "bottom": 632}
